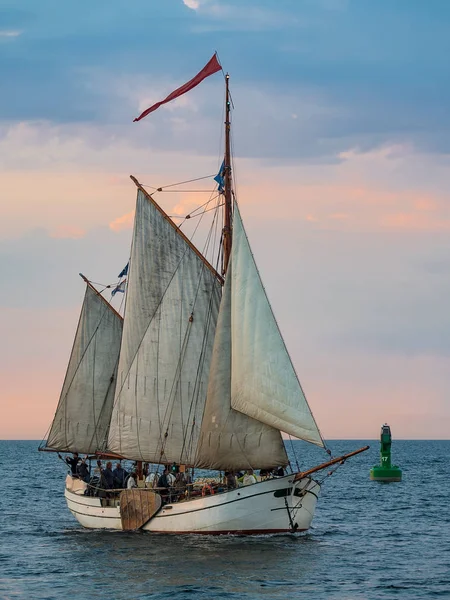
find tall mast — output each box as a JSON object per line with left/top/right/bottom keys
{"left": 223, "top": 73, "right": 233, "bottom": 275}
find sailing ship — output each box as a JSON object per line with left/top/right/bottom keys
{"left": 40, "top": 57, "right": 368, "bottom": 534}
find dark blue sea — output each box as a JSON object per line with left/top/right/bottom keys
{"left": 0, "top": 440, "right": 449, "bottom": 599}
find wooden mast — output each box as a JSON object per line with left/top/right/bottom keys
{"left": 222, "top": 73, "right": 233, "bottom": 275}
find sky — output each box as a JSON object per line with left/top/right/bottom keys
{"left": 1, "top": 0, "right": 450, "bottom": 441}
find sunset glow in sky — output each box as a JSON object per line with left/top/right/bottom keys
{"left": 2, "top": 0, "right": 450, "bottom": 440}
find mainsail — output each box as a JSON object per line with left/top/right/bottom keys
{"left": 196, "top": 205, "right": 323, "bottom": 470}
{"left": 46, "top": 284, "right": 123, "bottom": 454}
{"left": 107, "top": 188, "right": 222, "bottom": 464}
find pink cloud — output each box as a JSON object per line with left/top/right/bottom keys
{"left": 170, "top": 193, "right": 209, "bottom": 217}
{"left": 0, "top": 170, "right": 134, "bottom": 239}
{"left": 381, "top": 212, "right": 450, "bottom": 231}
{"left": 109, "top": 210, "right": 135, "bottom": 232}
{"left": 414, "top": 198, "right": 437, "bottom": 212}
{"left": 182, "top": 0, "right": 200, "bottom": 9}
{"left": 237, "top": 178, "right": 450, "bottom": 233}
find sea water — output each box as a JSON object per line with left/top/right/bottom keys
{"left": 0, "top": 440, "right": 449, "bottom": 599}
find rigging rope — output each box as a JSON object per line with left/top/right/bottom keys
{"left": 185, "top": 194, "right": 221, "bottom": 219}
{"left": 288, "top": 434, "right": 301, "bottom": 472}
{"left": 157, "top": 189, "right": 215, "bottom": 193}
{"left": 141, "top": 173, "right": 216, "bottom": 191}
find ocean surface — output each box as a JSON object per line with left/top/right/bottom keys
{"left": 0, "top": 439, "right": 449, "bottom": 599}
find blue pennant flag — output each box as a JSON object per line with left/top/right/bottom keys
{"left": 118, "top": 262, "right": 129, "bottom": 278}
{"left": 214, "top": 161, "right": 225, "bottom": 193}
{"left": 112, "top": 280, "right": 126, "bottom": 296}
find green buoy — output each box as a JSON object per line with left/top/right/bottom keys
{"left": 370, "top": 424, "right": 402, "bottom": 482}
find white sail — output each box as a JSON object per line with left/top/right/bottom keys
{"left": 230, "top": 205, "right": 324, "bottom": 446}
{"left": 108, "top": 189, "right": 221, "bottom": 464}
{"left": 195, "top": 264, "right": 289, "bottom": 470}
{"left": 46, "top": 285, "right": 123, "bottom": 453}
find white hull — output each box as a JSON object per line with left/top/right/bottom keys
{"left": 64, "top": 474, "right": 320, "bottom": 534}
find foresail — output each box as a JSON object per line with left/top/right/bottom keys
{"left": 107, "top": 189, "right": 221, "bottom": 464}
{"left": 230, "top": 205, "right": 324, "bottom": 447}
{"left": 195, "top": 265, "right": 289, "bottom": 471}
{"left": 46, "top": 285, "right": 123, "bottom": 453}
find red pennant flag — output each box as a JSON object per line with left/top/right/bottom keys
{"left": 133, "top": 54, "right": 222, "bottom": 122}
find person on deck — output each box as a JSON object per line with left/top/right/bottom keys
{"left": 242, "top": 469, "right": 257, "bottom": 486}
{"left": 127, "top": 472, "right": 137, "bottom": 489}
{"left": 157, "top": 468, "right": 172, "bottom": 501}
{"left": 101, "top": 461, "right": 115, "bottom": 489}
{"left": 59, "top": 452, "right": 81, "bottom": 475}
{"left": 145, "top": 471, "right": 159, "bottom": 488}
{"left": 158, "top": 468, "right": 170, "bottom": 489}
{"left": 224, "top": 471, "right": 237, "bottom": 489}
{"left": 112, "top": 463, "right": 128, "bottom": 488}
{"left": 167, "top": 471, "right": 176, "bottom": 487}
{"left": 77, "top": 458, "right": 90, "bottom": 482}
{"left": 174, "top": 472, "right": 187, "bottom": 493}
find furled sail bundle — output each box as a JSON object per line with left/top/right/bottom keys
{"left": 46, "top": 284, "right": 123, "bottom": 454}
{"left": 107, "top": 189, "right": 222, "bottom": 465}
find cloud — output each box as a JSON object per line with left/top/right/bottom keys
{"left": 169, "top": 192, "right": 214, "bottom": 217}
{"left": 0, "top": 30, "right": 22, "bottom": 37}
{"left": 0, "top": 167, "right": 136, "bottom": 240}
{"left": 380, "top": 212, "right": 450, "bottom": 232}
{"left": 3, "top": 121, "right": 450, "bottom": 245}
{"left": 109, "top": 211, "right": 135, "bottom": 232}
{"left": 1, "top": 0, "right": 449, "bottom": 164}
{"left": 183, "top": 0, "right": 200, "bottom": 9}
{"left": 237, "top": 147, "right": 450, "bottom": 234}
